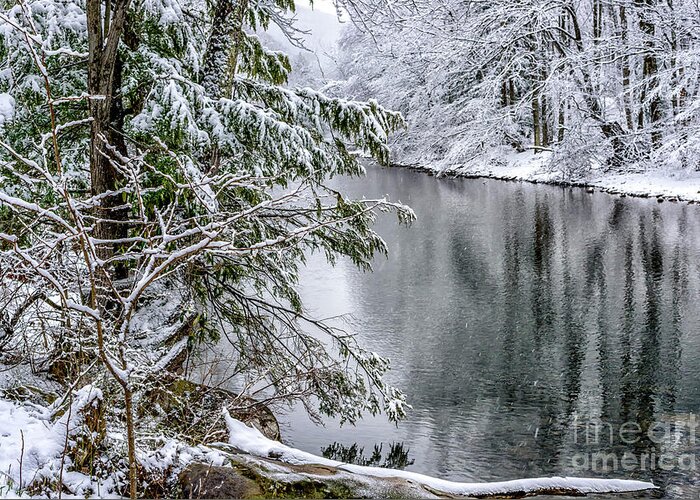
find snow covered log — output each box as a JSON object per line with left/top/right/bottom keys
{"left": 212, "top": 414, "right": 658, "bottom": 499}
{"left": 0, "top": 395, "right": 659, "bottom": 498}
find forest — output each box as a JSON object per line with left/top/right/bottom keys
{"left": 337, "top": 0, "right": 700, "bottom": 178}
{"left": 0, "top": 0, "right": 697, "bottom": 498}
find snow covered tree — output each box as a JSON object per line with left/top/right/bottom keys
{"left": 0, "top": 0, "right": 412, "bottom": 495}
{"left": 335, "top": 0, "right": 700, "bottom": 175}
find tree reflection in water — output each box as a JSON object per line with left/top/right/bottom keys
{"left": 285, "top": 166, "right": 700, "bottom": 497}
{"left": 321, "top": 442, "right": 415, "bottom": 470}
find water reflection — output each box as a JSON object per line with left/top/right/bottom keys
{"left": 282, "top": 166, "right": 700, "bottom": 498}
{"left": 321, "top": 442, "right": 415, "bottom": 470}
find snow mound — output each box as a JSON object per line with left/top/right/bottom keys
{"left": 0, "top": 93, "right": 14, "bottom": 128}
{"left": 0, "top": 387, "right": 118, "bottom": 498}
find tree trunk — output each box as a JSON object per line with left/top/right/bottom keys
{"left": 666, "top": 0, "right": 686, "bottom": 123}
{"left": 541, "top": 95, "right": 550, "bottom": 148}
{"left": 558, "top": 100, "right": 566, "bottom": 143}
{"left": 86, "top": 2, "right": 136, "bottom": 498}
{"left": 200, "top": 0, "right": 248, "bottom": 173}
{"left": 593, "top": 0, "right": 602, "bottom": 42}
{"left": 87, "top": 0, "right": 131, "bottom": 281}
{"left": 636, "top": 0, "right": 663, "bottom": 149}
{"left": 201, "top": 0, "right": 249, "bottom": 98}
{"left": 557, "top": 12, "right": 567, "bottom": 143}
{"left": 509, "top": 79, "right": 516, "bottom": 107}
{"left": 618, "top": 4, "right": 635, "bottom": 131}
{"left": 501, "top": 80, "right": 508, "bottom": 108}
{"left": 532, "top": 92, "right": 541, "bottom": 151}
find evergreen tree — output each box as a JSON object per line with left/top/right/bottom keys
{"left": 0, "top": 0, "right": 412, "bottom": 495}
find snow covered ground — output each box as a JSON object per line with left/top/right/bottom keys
{"left": 410, "top": 151, "right": 700, "bottom": 203}
{"left": 0, "top": 387, "right": 120, "bottom": 499}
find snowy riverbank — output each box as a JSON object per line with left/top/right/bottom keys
{"left": 400, "top": 151, "right": 700, "bottom": 203}
{"left": 0, "top": 394, "right": 658, "bottom": 498}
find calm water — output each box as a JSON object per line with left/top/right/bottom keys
{"left": 279, "top": 165, "right": 700, "bottom": 498}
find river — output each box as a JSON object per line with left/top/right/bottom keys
{"left": 278, "top": 164, "right": 700, "bottom": 498}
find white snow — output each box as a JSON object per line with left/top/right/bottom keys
{"left": 426, "top": 150, "right": 700, "bottom": 203}
{"left": 0, "top": 386, "right": 116, "bottom": 499}
{"left": 0, "top": 93, "right": 14, "bottom": 129}
{"left": 0, "top": 399, "right": 56, "bottom": 491}
{"left": 0, "top": 398, "right": 658, "bottom": 498}
{"left": 589, "top": 170, "right": 700, "bottom": 201}
{"left": 138, "top": 439, "right": 227, "bottom": 474}
{"left": 224, "top": 412, "right": 657, "bottom": 497}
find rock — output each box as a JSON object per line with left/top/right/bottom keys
{"left": 160, "top": 313, "right": 202, "bottom": 375}
{"left": 211, "top": 450, "right": 431, "bottom": 499}
{"left": 140, "top": 377, "right": 280, "bottom": 443}
{"left": 178, "top": 443, "right": 655, "bottom": 500}
{"left": 0, "top": 384, "right": 58, "bottom": 406}
{"left": 178, "top": 463, "right": 261, "bottom": 499}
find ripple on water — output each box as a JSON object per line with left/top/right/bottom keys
{"left": 245, "top": 166, "right": 700, "bottom": 499}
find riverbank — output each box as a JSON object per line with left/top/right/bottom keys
{"left": 0, "top": 355, "right": 659, "bottom": 499}
{"left": 398, "top": 150, "right": 700, "bottom": 203}
{"left": 0, "top": 389, "right": 658, "bottom": 498}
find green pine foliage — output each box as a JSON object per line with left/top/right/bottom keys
{"left": 0, "top": 0, "right": 413, "bottom": 443}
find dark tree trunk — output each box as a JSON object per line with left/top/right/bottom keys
{"left": 85, "top": 2, "right": 136, "bottom": 498}
{"left": 558, "top": 101, "right": 566, "bottom": 143}
{"left": 532, "top": 92, "right": 541, "bottom": 151}
{"left": 509, "top": 79, "right": 516, "bottom": 106}
{"left": 593, "top": 0, "right": 602, "bottom": 42}
{"left": 636, "top": 0, "right": 663, "bottom": 148}
{"left": 601, "top": 121, "right": 628, "bottom": 168}
{"left": 618, "top": 4, "right": 635, "bottom": 131}
{"left": 200, "top": 0, "right": 248, "bottom": 173}
{"left": 556, "top": 12, "right": 567, "bottom": 143}
{"left": 87, "top": 0, "right": 131, "bottom": 280}
{"left": 541, "top": 95, "right": 550, "bottom": 148}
